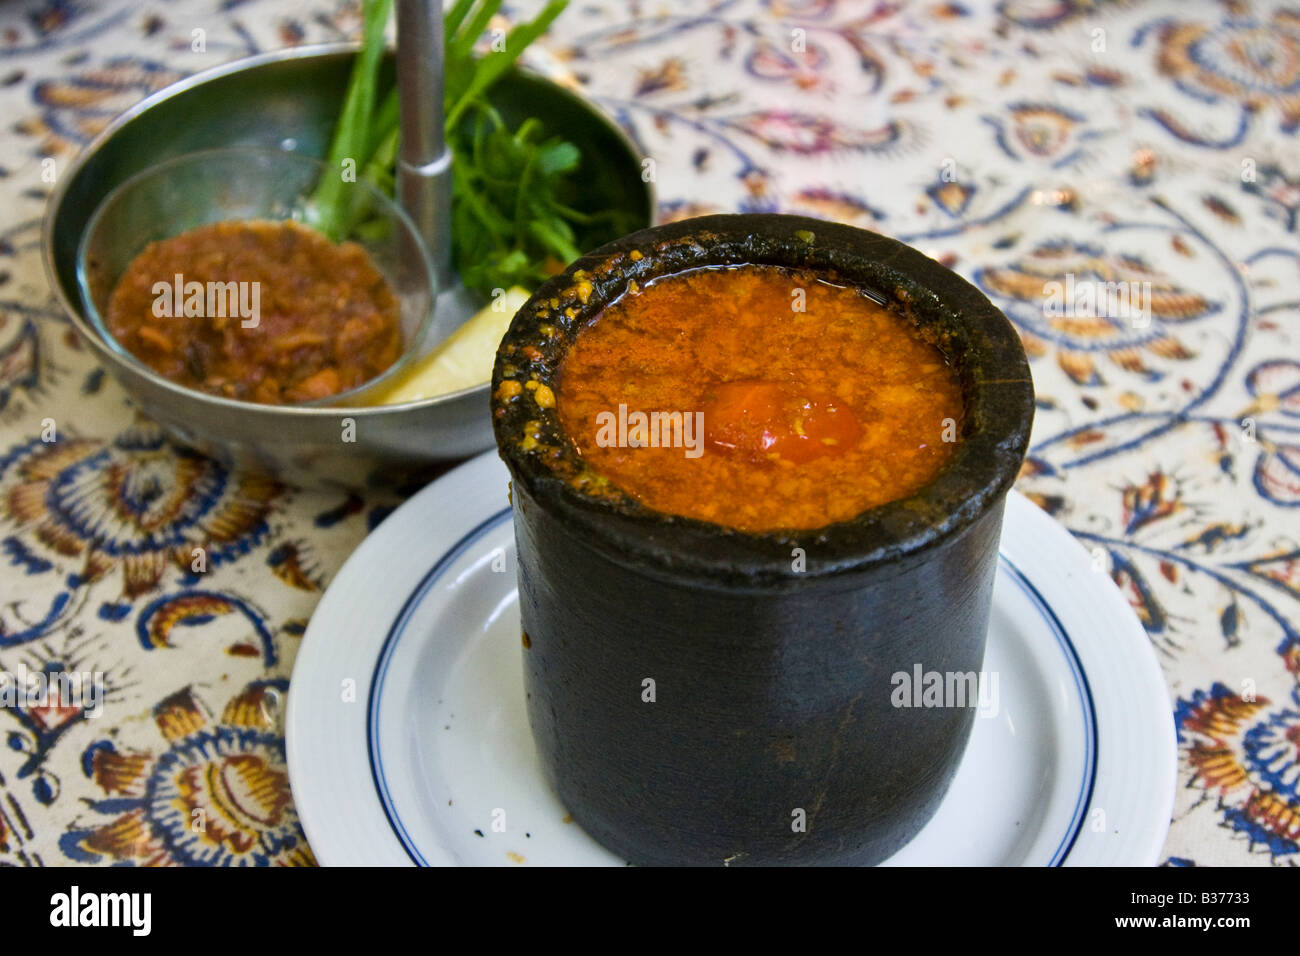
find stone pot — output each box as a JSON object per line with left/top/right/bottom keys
{"left": 491, "top": 213, "right": 1034, "bottom": 865}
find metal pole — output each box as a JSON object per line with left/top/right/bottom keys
{"left": 396, "top": 0, "right": 454, "bottom": 294}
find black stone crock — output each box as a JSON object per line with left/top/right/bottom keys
{"left": 491, "top": 214, "right": 1034, "bottom": 866}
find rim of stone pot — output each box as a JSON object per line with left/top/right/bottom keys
{"left": 492, "top": 213, "right": 1034, "bottom": 592}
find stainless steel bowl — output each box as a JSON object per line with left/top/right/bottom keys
{"left": 43, "top": 43, "right": 654, "bottom": 489}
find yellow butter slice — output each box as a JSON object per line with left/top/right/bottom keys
{"left": 368, "top": 286, "right": 532, "bottom": 404}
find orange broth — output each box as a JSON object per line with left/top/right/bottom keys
{"left": 555, "top": 265, "right": 964, "bottom": 532}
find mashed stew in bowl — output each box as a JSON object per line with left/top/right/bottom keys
{"left": 105, "top": 219, "right": 403, "bottom": 406}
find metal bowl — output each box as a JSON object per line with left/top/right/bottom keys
{"left": 43, "top": 43, "right": 654, "bottom": 489}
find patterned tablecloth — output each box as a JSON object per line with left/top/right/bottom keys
{"left": 0, "top": 0, "right": 1296, "bottom": 867}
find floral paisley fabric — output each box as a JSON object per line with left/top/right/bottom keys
{"left": 0, "top": 0, "right": 1296, "bottom": 866}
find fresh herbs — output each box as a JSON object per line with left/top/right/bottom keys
{"left": 443, "top": 0, "right": 566, "bottom": 130}
{"left": 311, "top": 0, "right": 393, "bottom": 243}
{"left": 450, "top": 107, "right": 582, "bottom": 292}
{"left": 312, "top": 0, "right": 630, "bottom": 298}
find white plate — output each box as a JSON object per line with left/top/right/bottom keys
{"left": 286, "top": 451, "right": 1176, "bottom": 866}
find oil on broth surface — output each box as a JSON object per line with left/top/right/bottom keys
{"left": 556, "top": 265, "right": 964, "bottom": 532}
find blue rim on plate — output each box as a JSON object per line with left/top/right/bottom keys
{"left": 365, "top": 508, "right": 1099, "bottom": 867}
